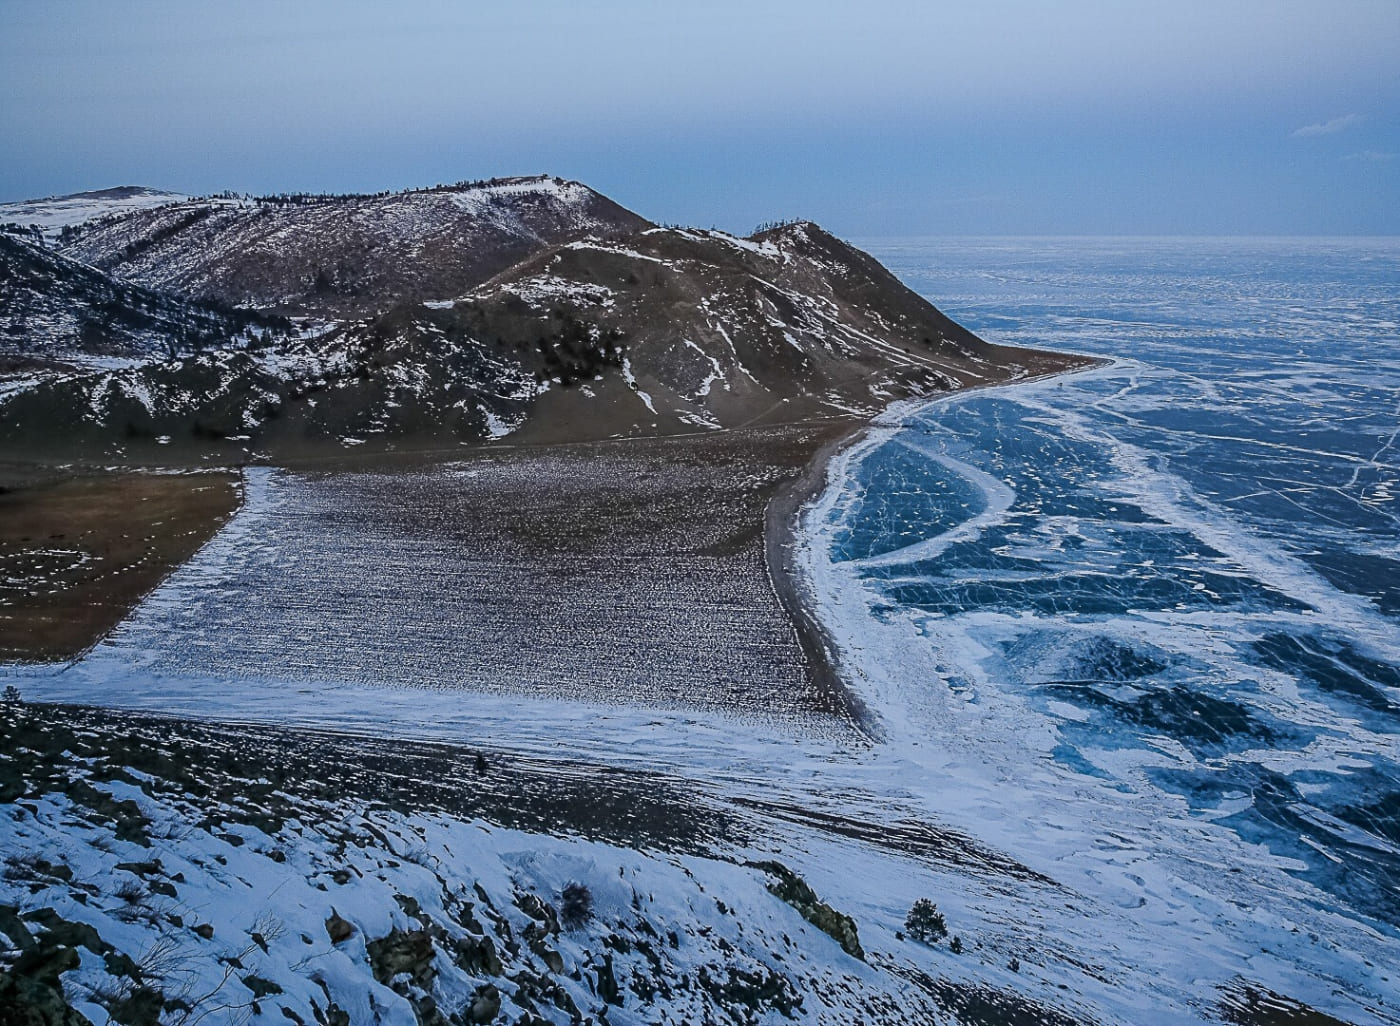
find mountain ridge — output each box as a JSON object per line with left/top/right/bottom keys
{"left": 45, "top": 175, "right": 651, "bottom": 318}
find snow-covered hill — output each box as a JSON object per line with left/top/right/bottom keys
{"left": 0, "top": 187, "right": 188, "bottom": 242}
{"left": 50, "top": 177, "right": 650, "bottom": 318}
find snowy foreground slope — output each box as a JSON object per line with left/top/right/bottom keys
{"left": 1, "top": 708, "right": 1095, "bottom": 1026}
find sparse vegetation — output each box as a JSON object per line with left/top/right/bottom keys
{"left": 114, "top": 879, "right": 149, "bottom": 905}
{"left": 904, "top": 898, "right": 948, "bottom": 945}
{"left": 752, "top": 218, "right": 803, "bottom": 235}
{"left": 560, "top": 881, "right": 594, "bottom": 929}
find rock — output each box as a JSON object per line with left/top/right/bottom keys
{"left": 367, "top": 929, "right": 437, "bottom": 987}
{"left": 747, "top": 861, "right": 865, "bottom": 961}
{"left": 114, "top": 860, "right": 162, "bottom": 877}
{"left": 20, "top": 909, "right": 109, "bottom": 955}
{"left": 0, "top": 905, "right": 36, "bottom": 950}
{"left": 193, "top": 923, "right": 214, "bottom": 940}
{"left": 0, "top": 966, "right": 89, "bottom": 1026}
{"left": 453, "top": 934, "right": 503, "bottom": 976}
{"left": 324, "top": 912, "right": 354, "bottom": 945}
{"left": 104, "top": 951, "right": 140, "bottom": 979}
{"left": 514, "top": 893, "right": 559, "bottom": 936}
{"left": 12, "top": 945, "right": 79, "bottom": 985}
{"left": 241, "top": 975, "right": 283, "bottom": 998}
{"left": 108, "top": 985, "right": 164, "bottom": 1026}
{"left": 594, "top": 953, "right": 622, "bottom": 1007}
{"left": 539, "top": 945, "right": 564, "bottom": 974}
{"left": 467, "top": 983, "right": 501, "bottom": 1023}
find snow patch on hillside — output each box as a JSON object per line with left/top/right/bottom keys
{"left": 0, "top": 188, "right": 187, "bottom": 239}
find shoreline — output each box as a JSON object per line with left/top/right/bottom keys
{"left": 2, "top": 350, "right": 1105, "bottom": 737}
{"left": 764, "top": 352, "right": 1110, "bottom": 737}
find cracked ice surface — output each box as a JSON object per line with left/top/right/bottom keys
{"left": 800, "top": 236, "right": 1400, "bottom": 1019}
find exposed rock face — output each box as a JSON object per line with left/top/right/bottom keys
{"left": 325, "top": 911, "right": 355, "bottom": 944}
{"left": 749, "top": 860, "right": 865, "bottom": 960}
{"left": 48, "top": 176, "right": 651, "bottom": 318}
{"left": 0, "top": 906, "right": 90, "bottom": 1026}
{"left": 367, "top": 928, "right": 438, "bottom": 987}
{"left": 467, "top": 983, "right": 501, "bottom": 1023}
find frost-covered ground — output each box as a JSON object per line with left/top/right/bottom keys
{"left": 0, "top": 708, "right": 1094, "bottom": 1025}
{"left": 4, "top": 427, "right": 853, "bottom": 729}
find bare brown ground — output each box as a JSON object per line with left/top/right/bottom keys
{"left": 0, "top": 471, "right": 239, "bottom": 661}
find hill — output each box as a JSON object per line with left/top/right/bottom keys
{"left": 0, "top": 220, "right": 1072, "bottom": 459}
{"left": 47, "top": 176, "right": 651, "bottom": 318}
{"left": 0, "top": 186, "right": 187, "bottom": 241}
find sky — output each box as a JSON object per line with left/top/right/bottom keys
{"left": 3, "top": 0, "right": 1398, "bottom": 235}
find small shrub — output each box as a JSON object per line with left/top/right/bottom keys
{"left": 559, "top": 881, "right": 593, "bottom": 929}
{"left": 949, "top": 935, "right": 964, "bottom": 955}
{"left": 115, "top": 879, "right": 148, "bottom": 905}
{"left": 904, "top": 898, "right": 948, "bottom": 944}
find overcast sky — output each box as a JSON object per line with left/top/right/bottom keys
{"left": 3, "top": 1, "right": 1397, "bottom": 234}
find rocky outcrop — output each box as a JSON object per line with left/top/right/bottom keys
{"left": 748, "top": 860, "right": 865, "bottom": 960}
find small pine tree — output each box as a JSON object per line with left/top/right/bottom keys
{"left": 949, "top": 935, "right": 964, "bottom": 955}
{"left": 904, "top": 898, "right": 948, "bottom": 944}
{"left": 559, "top": 881, "right": 593, "bottom": 929}
{"left": 2, "top": 685, "right": 20, "bottom": 708}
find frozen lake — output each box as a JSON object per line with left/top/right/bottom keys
{"left": 802, "top": 235, "right": 1400, "bottom": 1015}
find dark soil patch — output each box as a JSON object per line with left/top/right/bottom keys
{"left": 0, "top": 471, "right": 238, "bottom": 660}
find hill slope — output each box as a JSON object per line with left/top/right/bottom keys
{"left": 50, "top": 176, "right": 651, "bottom": 317}
{"left": 0, "top": 230, "right": 288, "bottom": 389}
{"left": 0, "top": 222, "right": 1077, "bottom": 459}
